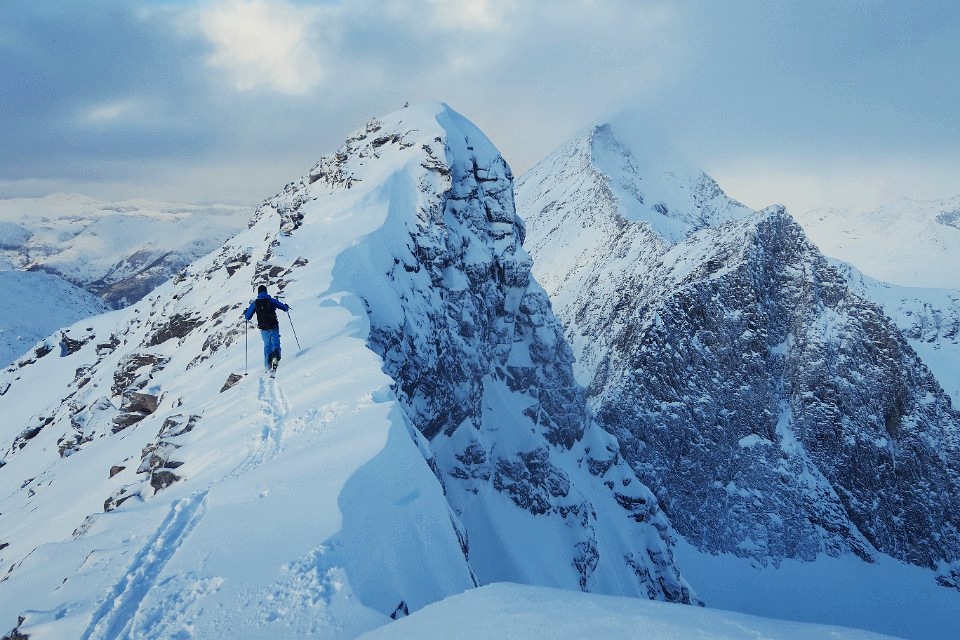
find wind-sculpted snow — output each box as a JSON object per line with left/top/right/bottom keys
{"left": 271, "top": 104, "right": 694, "bottom": 602}
{"left": 518, "top": 122, "right": 960, "bottom": 632}
{"left": 0, "top": 104, "right": 694, "bottom": 639}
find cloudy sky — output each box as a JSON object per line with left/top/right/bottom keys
{"left": 2, "top": 0, "right": 958, "bottom": 214}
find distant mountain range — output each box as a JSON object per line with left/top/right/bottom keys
{"left": 795, "top": 196, "right": 960, "bottom": 289}
{"left": 0, "top": 194, "right": 249, "bottom": 365}
{"left": 0, "top": 107, "right": 957, "bottom": 640}
{"left": 0, "top": 193, "right": 250, "bottom": 308}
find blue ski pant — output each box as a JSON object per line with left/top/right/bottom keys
{"left": 260, "top": 328, "right": 281, "bottom": 368}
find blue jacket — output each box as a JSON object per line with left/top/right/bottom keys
{"left": 244, "top": 291, "right": 290, "bottom": 329}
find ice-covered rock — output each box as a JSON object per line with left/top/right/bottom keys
{"left": 518, "top": 119, "right": 960, "bottom": 577}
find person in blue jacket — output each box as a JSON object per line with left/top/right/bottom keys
{"left": 244, "top": 284, "right": 291, "bottom": 372}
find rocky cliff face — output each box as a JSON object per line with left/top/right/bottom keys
{"left": 830, "top": 260, "right": 960, "bottom": 404}
{"left": 268, "top": 105, "right": 694, "bottom": 601}
{"left": 517, "top": 122, "right": 960, "bottom": 583}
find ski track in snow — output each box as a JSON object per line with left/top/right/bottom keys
{"left": 82, "top": 377, "right": 289, "bottom": 638}
{"left": 80, "top": 491, "right": 209, "bottom": 640}
{"left": 231, "top": 374, "right": 289, "bottom": 477}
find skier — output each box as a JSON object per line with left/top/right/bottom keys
{"left": 243, "top": 284, "right": 291, "bottom": 374}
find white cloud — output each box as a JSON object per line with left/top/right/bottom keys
{"left": 426, "top": 0, "right": 516, "bottom": 32}
{"left": 195, "top": 0, "right": 326, "bottom": 95}
{"left": 82, "top": 99, "right": 142, "bottom": 124}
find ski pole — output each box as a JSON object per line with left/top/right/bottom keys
{"left": 286, "top": 310, "right": 302, "bottom": 350}
{"left": 244, "top": 319, "right": 249, "bottom": 375}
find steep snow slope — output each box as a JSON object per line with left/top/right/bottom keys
{"left": 0, "top": 194, "right": 249, "bottom": 308}
{"left": 795, "top": 195, "right": 960, "bottom": 289}
{"left": 517, "top": 121, "right": 960, "bottom": 639}
{"left": 0, "top": 104, "right": 690, "bottom": 639}
{"left": 0, "top": 271, "right": 109, "bottom": 366}
{"left": 359, "top": 582, "right": 898, "bottom": 640}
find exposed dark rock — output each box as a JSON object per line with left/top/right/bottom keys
{"left": 111, "top": 353, "right": 169, "bottom": 397}
{"left": 220, "top": 373, "right": 244, "bottom": 393}
{"left": 158, "top": 414, "right": 200, "bottom": 439}
{"left": 224, "top": 250, "right": 252, "bottom": 276}
{"left": 146, "top": 312, "right": 202, "bottom": 346}
{"left": 389, "top": 601, "right": 409, "bottom": 620}
{"left": 58, "top": 431, "right": 93, "bottom": 458}
{"left": 103, "top": 486, "right": 141, "bottom": 512}
{"left": 95, "top": 334, "right": 120, "bottom": 355}
{"left": 1, "top": 616, "right": 29, "bottom": 640}
{"left": 71, "top": 366, "right": 93, "bottom": 389}
{"left": 936, "top": 566, "right": 960, "bottom": 591}
{"left": 137, "top": 442, "right": 183, "bottom": 474}
{"left": 109, "top": 465, "right": 126, "bottom": 478}
{"left": 150, "top": 470, "right": 181, "bottom": 492}
{"left": 111, "top": 392, "right": 159, "bottom": 432}
{"left": 123, "top": 392, "right": 159, "bottom": 415}
{"left": 11, "top": 416, "right": 54, "bottom": 451}
{"left": 33, "top": 344, "right": 53, "bottom": 359}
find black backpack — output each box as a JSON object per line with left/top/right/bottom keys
{"left": 254, "top": 297, "right": 279, "bottom": 330}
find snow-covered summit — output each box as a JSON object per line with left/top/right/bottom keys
{"left": 521, "top": 115, "right": 752, "bottom": 245}
{"left": 518, "top": 123, "right": 960, "bottom": 639}
{"left": 0, "top": 103, "right": 691, "bottom": 639}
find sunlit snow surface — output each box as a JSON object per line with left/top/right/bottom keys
{"left": 0, "top": 105, "right": 477, "bottom": 639}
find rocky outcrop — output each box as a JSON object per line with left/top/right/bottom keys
{"left": 519, "top": 124, "right": 960, "bottom": 576}
{"left": 314, "top": 107, "right": 694, "bottom": 601}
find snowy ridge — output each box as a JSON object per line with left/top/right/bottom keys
{"left": 0, "top": 104, "right": 690, "bottom": 638}
{"left": 358, "top": 582, "right": 898, "bottom": 640}
{"left": 259, "top": 104, "right": 693, "bottom": 600}
{"left": 517, "top": 123, "right": 960, "bottom": 639}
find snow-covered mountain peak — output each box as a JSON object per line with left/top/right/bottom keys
{"left": 0, "top": 103, "right": 693, "bottom": 638}
{"left": 521, "top": 116, "right": 752, "bottom": 244}
{"left": 518, "top": 128, "right": 960, "bottom": 638}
